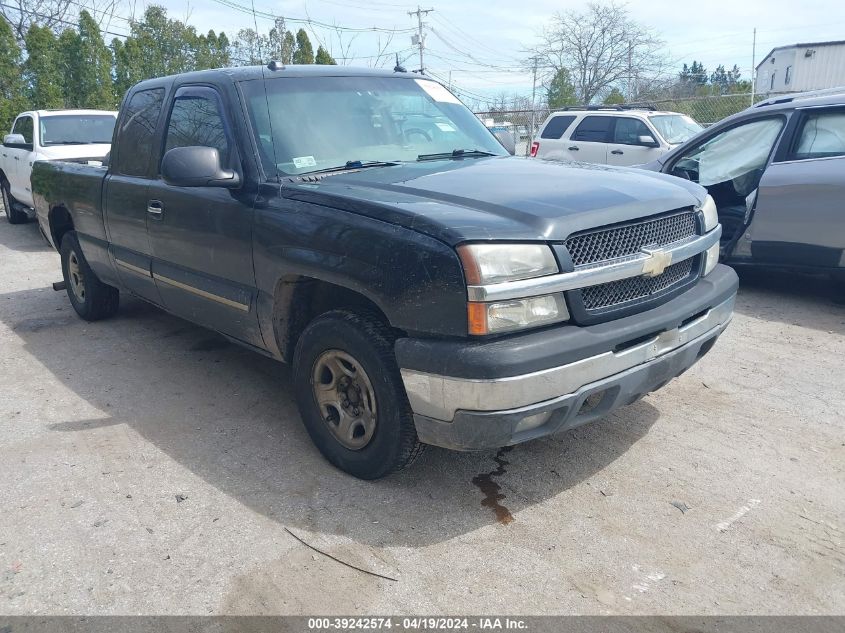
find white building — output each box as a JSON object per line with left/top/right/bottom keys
{"left": 755, "top": 40, "right": 845, "bottom": 95}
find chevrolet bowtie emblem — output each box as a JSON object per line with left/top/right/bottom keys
{"left": 641, "top": 248, "right": 673, "bottom": 277}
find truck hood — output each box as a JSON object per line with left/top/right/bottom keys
{"left": 38, "top": 144, "right": 111, "bottom": 163}
{"left": 283, "top": 156, "right": 707, "bottom": 245}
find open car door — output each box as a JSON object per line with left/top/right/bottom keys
{"left": 664, "top": 115, "right": 787, "bottom": 259}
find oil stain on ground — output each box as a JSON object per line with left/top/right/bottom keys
{"left": 472, "top": 446, "right": 515, "bottom": 524}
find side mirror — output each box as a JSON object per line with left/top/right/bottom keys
{"left": 161, "top": 146, "right": 240, "bottom": 188}
{"left": 3, "top": 134, "right": 31, "bottom": 150}
{"left": 493, "top": 129, "right": 516, "bottom": 155}
{"left": 638, "top": 135, "right": 659, "bottom": 148}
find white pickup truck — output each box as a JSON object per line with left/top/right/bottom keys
{"left": 1, "top": 109, "right": 117, "bottom": 223}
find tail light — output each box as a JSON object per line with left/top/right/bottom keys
{"left": 530, "top": 141, "right": 539, "bottom": 157}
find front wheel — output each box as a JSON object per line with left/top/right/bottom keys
{"left": 60, "top": 231, "right": 120, "bottom": 321}
{"left": 292, "top": 310, "right": 424, "bottom": 479}
{"left": 1, "top": 179, "right": 28, "bottom": 224}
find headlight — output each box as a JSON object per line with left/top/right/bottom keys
{"left": 700, "top": 195, "right": 719, "bottom": 232}
{"left": 457, "top": 243, "right": 558, "bottom": 285}
{"left": 468, "top": 294, "right": 569, "bottom": 335}
{"left": 703, "top": 241, "right": 720, "bottom": 276}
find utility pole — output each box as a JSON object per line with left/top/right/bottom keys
{"left": 627, "top": 41, "right": 633, "bottom": 101}
{"left": 750, "top": 27, "right": 757, "bottom": 105}
{"left": 408, "top": 6, "right": 433, "bottom": 73}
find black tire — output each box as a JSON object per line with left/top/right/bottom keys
{"left": 60, "top": 231, "right": 120, "bottom": 321}
{"left": 1, "top": 178, "right": 28, "bottom": 224}
{"left": 292, "top": 310, "right": 424, "bottom": 479}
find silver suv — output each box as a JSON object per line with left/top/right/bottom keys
{"left": 531, "top": 106, "right": 703, "bottom": 166}
{"left": 641, "top": 88, "right": 845, "bottom": 281}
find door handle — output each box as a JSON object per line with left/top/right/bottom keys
{"left": 147, "top": 200, "right": 164, "bottom": 217}
{"left": 611, "top": 150, "right": 624, "bottom": 155}
{"left": 568, "top": 146, "right": 579, "bottom": 151}
{"left": 14, "top": 156, "right": 19, "bottom": 160}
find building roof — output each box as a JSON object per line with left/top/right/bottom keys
{"left": 756, "top": 40, "right": 845, "bottom": 70}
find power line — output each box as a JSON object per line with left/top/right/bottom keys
{"left": 208, "top": 0, "right": 415, "bottom": 34}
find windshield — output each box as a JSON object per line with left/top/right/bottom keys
{"left": 649, "top": 114, "right": 703, "bottom": 145}
{"left": 240, "top": 76, "right": 506, "bottom": 176}
{"left": 40, "top": 115, "right": 116, "bottom": 146}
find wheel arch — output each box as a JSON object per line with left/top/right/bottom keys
{"left": 48, "top": 204, "right": 75, "bottom": 249}
{"left": 270, "top": 274, "right": 396, "bottom": 363}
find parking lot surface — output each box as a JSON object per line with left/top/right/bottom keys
{"left": 1, "top": 219, "right": 843, "bottom": 615}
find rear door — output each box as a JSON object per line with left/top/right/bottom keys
{"left": 104, "top": 87, "right": 167, "bottom": 304}
{"left": 145, "top": 84, "right": 262, "bottom": 347}
{"left": 534, "top": 114, "right": 577, "bottom": 159}
{"left": 606, "top": 116, "right": 664, "bottom": 166}
{"left": 566, "top": 115, "right": 613, "bottom": 164}
{"left": 749, "top": 106, "right": 845, "bottom": 269}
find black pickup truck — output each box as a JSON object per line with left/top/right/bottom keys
{"left": 32, "top": 65, "right": 737, "bottom": 479}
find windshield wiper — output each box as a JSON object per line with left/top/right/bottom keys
{"left": 300, "top": 160, "right": 400, "bottom": 176}
{"left": 417, "top": 149, "right": 497, "bottom": 161}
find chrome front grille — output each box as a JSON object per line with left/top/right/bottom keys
{"left": 580, "top": 258, "right": 695, "bottom": 310}
{"left": 566, "top": 210, "right": 697, "bottom": 267}
{"left": 565, "top": 209, "right": 700, "bottom": 316}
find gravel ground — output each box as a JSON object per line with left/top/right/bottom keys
{"left": 0, "top": 218, "right": 843, "bottom": 615}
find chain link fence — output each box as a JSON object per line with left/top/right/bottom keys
{"left": 474, "top": 92, "right": 791, "bottom": 156}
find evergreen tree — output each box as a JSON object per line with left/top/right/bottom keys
{"left": 293, "top": 29, "right": 314, "bottom": 64}
{"left": 76, "top": 11, "right": 114, "bottom": 108}
{"left": 315, "top": 46, "right": 336, "bottom": 65}
{"left": 546, "top": 68, "right": 578, "bottom": 108}
{"left": 603, "top": 87, "right": 625, "bottom": 105}
{"left": 282, "top": 31, "right": 295, "bottom": 64}
{"left": 0, "top": 18, "right": 24, "bottom": 133}
{"left": 23, "top": 25, "right": 64, "bottom": 109}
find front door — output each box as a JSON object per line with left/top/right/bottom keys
{"left": 606, "top": 117, "right": 663, "bottom": 166}
{"left": 5, "top": 115, "right": 34, "bottom": 203}
{"left": 104, "top": 87, "right": 167, "bottom": 304}
{"left": 750, "top": 107, "right": 845, "bottom": 268}
{"left": 146, "top": 85, "right": 262, "bottom": 347}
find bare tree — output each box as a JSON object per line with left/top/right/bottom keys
{"left": 1, "top": 0, "right": 125, "bottom": 43}
{"left": 1, "top": 0, "right": 73, "bottom": 41}
{"left": 535, "top": 1, "right": 666, "bottom": 105}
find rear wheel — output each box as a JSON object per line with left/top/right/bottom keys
{"left": 1, "top": 179, "right": 28, "bottom": 224}
{"left": 60, "top": 231, "right": 120, "bottom": 321}
{"left": 292, "top": 310, "right": 424, "bottom": 479}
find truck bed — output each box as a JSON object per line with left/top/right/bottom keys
{"left": 31, "top": 159, "right": 108, "bottom": 249}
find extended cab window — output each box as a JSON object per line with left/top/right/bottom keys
{"left": 613, "top": 118, "right": 652, "bottom": 145}
{"left": 792, "top": 109, "right": 845, "bottom": 160}
{"left": 115, "top": 88, "right": 165, "bottom": 176}
{"left": 571, "top": 116, "right": 614, "bottom": 142}
{"left": 12, "top": 116, "right": 34, "bottom": 144}
{"left": 541, "top": 115, "right": 576, "bottom": 139}
{"left": 164, "top": 87, "right": 230, "bottom": 162}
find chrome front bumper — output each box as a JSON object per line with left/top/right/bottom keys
{"left": 401, "top": 294, "right": 734, "bottom": 450}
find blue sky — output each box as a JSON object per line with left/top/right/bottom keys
{"left": 131, "top": 0, "right": 844, "bottom": 103}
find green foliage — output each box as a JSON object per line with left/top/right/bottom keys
{"left": 24, "top": 25, "right": 63, "bottom": 109}
{"left": 293, "top": 29, "right": 314, "bottom": 64}
{"left": 282, "top": 31, "right": 295, "bottom": 64}
{"left": 315, "top": 46, "right": 336, "bottom": 65}
{"left": 546, "top": 68, "right": 578, "bottom": 108}
{"left": 603, "top": 87, "right": 624, "bottom": 105}
{"left": 0, "top": 18, "right": 25, "bottom": 133}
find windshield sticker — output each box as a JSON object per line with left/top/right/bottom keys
{"left": 435, "top": 122, "right": 456, "bottom": 132}
{"left": 293, "top": 155, "right": 317, "bottom": 169}
{"left": 415, "top": 79, "right": 462, "bottom": 104}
